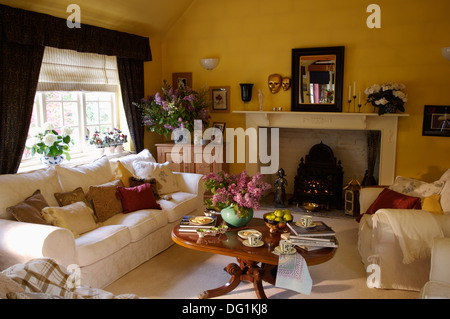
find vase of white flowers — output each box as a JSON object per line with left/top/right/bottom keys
{"left": 364, "top": 82, "right": 408, "bottom": 115}
{"left": 27, "top": 122, "right": 73, "bottom": 165}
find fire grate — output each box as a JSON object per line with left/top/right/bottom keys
{"left": 289, "top": 141, "right": 343, "bottom": 210}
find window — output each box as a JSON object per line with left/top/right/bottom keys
{"left": 22, "top": 90, "right": 119, "bottom": 161}
{"left": 20, "top": 46, "right": 128, "bottom": 169}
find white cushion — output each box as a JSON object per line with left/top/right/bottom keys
{"left": 75, "top": 225, "right": 130, "bottom": 267}
{"left": 102, "top": 209, "right": 168, "bottom": 242}
{"left": 158, "top": 192, "right": 199, "bottom": 223}
{"left": 389, "top": 176, "right": 445, "bottom": 198}
{"left": 109, "top": 149, "right": 156, "bottom": 175}
{"left": 132, "top": 161, "right": 179, "bottom": 195}
{"left": 439, "top": 169, "right": 450, "bottom": 214}
{"left": 56, "top": 157, "right": 113, "bottom": 192}
{"left": 41, "top": 202, "right": 98, "bottom": 238}
{"left": 0, "top": 167, "right": 62, "bottom": 220}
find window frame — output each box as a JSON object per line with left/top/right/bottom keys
{"left": 20, "top": 90, "right": 120, "bottom": 166}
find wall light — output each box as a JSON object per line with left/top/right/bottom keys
{"left": 442, "top": 47, "right": 450, "bottom": 61}
{"left": 200, "top": 58, "right": 219, "bottom": 70}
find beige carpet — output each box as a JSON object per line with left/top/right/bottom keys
{"left": 105, "top": 210, "right": 420, "bottom": 299}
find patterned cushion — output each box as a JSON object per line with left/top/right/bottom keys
{"left": 132, "top": 161, "right": 179, "bottom": 195}
{"left": 54, "top": 187, "right": 91, "bottom": 208}
{"left": 389, "top": 176, "right": 445, "bottom": 198}
{"left": 41, "top": 201, "right": 98, "bottom": 238}
{"left": 85, "top": 179, "right": 124, "bottom": 222}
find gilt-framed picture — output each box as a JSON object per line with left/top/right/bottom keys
{"left": 210, "top": 86, "right": 230, "bottom": 112}
{"left": 422, "top": 105, "right": 450, "bottom": 137}
{"left": 172, "top": 72, "right": 192, "bottom": 89}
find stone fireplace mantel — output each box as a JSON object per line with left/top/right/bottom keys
{"left": 233, "top": 111, "right": 409, "bottom": 185}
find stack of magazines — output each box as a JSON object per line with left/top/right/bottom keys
{"left": 286, "top": 221, "right": 338, "bottom": 250}
{"left": 178, "top": 215, "right": 218, "bottom": 233}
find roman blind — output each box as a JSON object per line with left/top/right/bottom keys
{"left": 37, "top": 47, "right": 120, "bottom": 92}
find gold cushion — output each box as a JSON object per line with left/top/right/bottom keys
{"left": 113, "top": 161, "right": 133, "bottom": 188}
{"left": 421, "top": 194, "right": 444, "bottom": 215}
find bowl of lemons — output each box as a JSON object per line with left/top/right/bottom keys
{"left": 263, "top": 209, "right": 293, "bottom": 233}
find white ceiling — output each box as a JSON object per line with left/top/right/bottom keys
{"left": 0, "top": 0, "right": 194, "bottom": 37}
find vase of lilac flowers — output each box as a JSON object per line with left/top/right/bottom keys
{"left": 202, "top": 171, "right": 272, "bottom": 227}
{"left": 133, "top": 81, "right": 210, "bottom": 143}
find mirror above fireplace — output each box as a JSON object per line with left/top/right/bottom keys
{"left": 291, "top": 46, "right": 345, "bottom": 113}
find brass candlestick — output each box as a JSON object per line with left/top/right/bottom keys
{"left": 353, "top": 95, "right": 357, "bottom": 112}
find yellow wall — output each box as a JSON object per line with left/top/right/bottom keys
{"left": 144, "top": 0, "right": 450, "bottom": 181}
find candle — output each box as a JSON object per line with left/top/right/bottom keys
{"left": 353, "top": 81, "right": 356, "bottom": 96}
{"left": 348, "top": 85, "right": 351, "bottom": 101}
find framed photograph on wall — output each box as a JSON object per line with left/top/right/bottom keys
{"left": 210, "top": 86, "right": 230, "bottom": 112}
{"left": 211, "top": 122, "right": 225, "bottom": 144}
{"left": 172, "top": 72, "right": 192, "bottom": 89}
{"left": 422, "top": 105, "right": 450, "bottom": 137}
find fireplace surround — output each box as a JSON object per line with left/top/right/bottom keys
{"left": 233, "top": 111, "right": 408, "bottom": 186}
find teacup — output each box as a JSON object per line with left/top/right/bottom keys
{"left": 247, "top": 233, "right": 263, "bottom": 247}
{"left": 300, "top": 215, "right": 314, "bottom": 227}
{"left": 279, "top": 239, "right": 295, "bottom": 254}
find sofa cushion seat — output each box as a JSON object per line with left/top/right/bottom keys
{"left": 158, "top": 192, "right": 199, "bottom": 223}
{"left": 75, "top": 225, "right": 130, "bottom": 267}
{"left": 102, "top": 209, "right": 168, "bottom": 242}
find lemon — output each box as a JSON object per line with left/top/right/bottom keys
{"left": 282, "top": 209, "right": 291, "bottom": 216}
{"left": 274, "top": 209, "right": 283, "bottom": 217}
{"left": 274, "top": 217, "right": 282, "bottom": 222}
{"left": 265, "top": 213, "right": 275, "bottom": 220}
{"left": 283, "top": 214, "right": 293, "bottom": 222}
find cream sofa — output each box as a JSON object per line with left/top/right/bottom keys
{"left": 0, "top": 150, "right": 204, "bottom": 288}
{"left": 358, "top": 169, "right": 450, "bottom": 291}
{"left": 420, "top": 238, "right": 450, "bottom": 299}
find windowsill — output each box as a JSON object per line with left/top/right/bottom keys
{"left": 18, "top": 151, "right": 135, "bottom": 173}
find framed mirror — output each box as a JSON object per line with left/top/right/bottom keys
{"left": 291, "top": 46, "right": 345, "bottom": 112}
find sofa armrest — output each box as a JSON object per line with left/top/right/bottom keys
{"left": 359, "top": 187, "right": 385, "bottom": 215}
{"left": 0, "top": 219, "right": 76, "bottom": 270}
{"left": 430, "top": 237, "right": 450, "bottom": 283}
{"left": 174, "top": 172, "right": 205, "bottom": 196}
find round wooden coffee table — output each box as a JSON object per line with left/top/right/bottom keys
{"left": 171, "top": 217, "right": 337, "bottom": 299}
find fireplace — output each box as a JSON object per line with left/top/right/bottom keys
{"left": 289, "top": 142, "right": 343, "bottom": 210}
{"left": 234, "top": 111, "right": 408, "bottom": 187}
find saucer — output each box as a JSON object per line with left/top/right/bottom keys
{"left": 295, "top": 221, "right": 317, "bottom": 228}
{"left": 242, "top": 239, "right": 264, "bottom": 248}
{"left": 273, "top": 246, "right": 297, "bottom": 255}
{"left": 238, "top": 229, "right": 262, "bottom": 239}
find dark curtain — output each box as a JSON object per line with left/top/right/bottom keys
{"left": 0, "top": 4, "right": 151, "bottom": 173}
{"left": 0, "top": 41, "right": 44, "bottom": 174}
{"left": 117, "top": 58, "right": 145, "bottom": 153}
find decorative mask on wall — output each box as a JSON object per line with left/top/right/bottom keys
{"left": 282, "top": 77, "right": 291, "bottom": 91}
{"left": 268, "top": 74, "right": 282, "bottom": 94}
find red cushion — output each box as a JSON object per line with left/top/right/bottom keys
{"left": 116, "top": 183, "right": 161, "bottom": 214}
{"left": 365, "top": 188, "right": 422, "bottom": 215}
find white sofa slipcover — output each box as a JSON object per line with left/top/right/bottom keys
{"left": 358, "top": 169, "right": 450, "bottom": 291}
{"left": 420, "top": 237, "right": 450, "bottom": 299}
{"left": 0, "top": 150, "right": 204, "bottom": 288}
